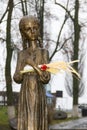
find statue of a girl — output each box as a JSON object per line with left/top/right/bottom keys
{"left": 13, "top": 15, "right": 50, "bottom": 130}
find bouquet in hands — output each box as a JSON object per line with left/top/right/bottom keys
{"left": 20, "top": 60, "right": 80, "bottom": 79}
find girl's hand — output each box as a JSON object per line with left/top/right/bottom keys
{"left": 40, "top": 71, "right": 50, "bottom": 84}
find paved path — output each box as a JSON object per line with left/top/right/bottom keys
{"left": 49, "top": 117, "right": 87, "bottom": 129}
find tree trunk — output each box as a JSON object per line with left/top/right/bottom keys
{"left": 5, "top": 0, "right": 15, "bottom": 120}
{"left": 72, "top": 0, "right": 80, "bottom": 117}
{"left": 39, "top": 0, "right": 44, "bottom": 41}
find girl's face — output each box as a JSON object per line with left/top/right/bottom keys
{"left": 23, "top": 20, "right": 40, "bottom": 41}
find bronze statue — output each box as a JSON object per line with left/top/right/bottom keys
{"left": 13, "top": 16, "right": 50, "bottom": 130}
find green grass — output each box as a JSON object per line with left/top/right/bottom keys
{"left": 0, "top": 106, "right": 79, "bottom": 130}
{"left": 0, "top": 106, "right": 9, "bottom": 124}
{"left": 0, "top": 106, "right": 11, "bottom": 130}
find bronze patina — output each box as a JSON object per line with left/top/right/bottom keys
{"left": 13, "top": 15, "right": 50, "bottom": 130}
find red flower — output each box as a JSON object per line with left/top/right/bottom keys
{"left": 40, "top": 64, "right": 48, "bottom": 71}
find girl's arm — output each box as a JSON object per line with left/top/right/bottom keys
{"left": 13, "top": 52, "right": 24, "bottom": 84}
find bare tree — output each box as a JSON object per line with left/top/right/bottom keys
{"left": 72, "top": 0, "right": 80, "bottom": 117}
{"left": 5, "top": 0, "right": 16, "bottom": 122}
{"left": 54, "top": 0, "right": 84, "bottom": 117}
{"left": 5, "top": 0, "right": 14, "bottom": 106}
{"left": 20, "top": 0, "right": 28, "bottom": 15}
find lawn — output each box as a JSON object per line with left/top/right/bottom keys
{"left": 0, "top": 106, "right": 11, "bottom": 130}
{"left": 0, "top": 106, "right": 79, "bottom": 130}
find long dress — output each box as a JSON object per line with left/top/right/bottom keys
{"left": 13, "top": 47, "right": 50, "bottom": 130}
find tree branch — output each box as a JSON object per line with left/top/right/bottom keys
{"left": 57, "top": 36, "right": 72, "bottom": 52}
{"left": 0, "top": 5, "right": 9, "bottom": 23}
{"left": 49, "top": 16, "right": 68, "bottom": 61}
{"left": 55, "top": 0, "right": 74, "bottom": 22}
{"left": 0, "top": 37, "right": 6, "bottom": 42}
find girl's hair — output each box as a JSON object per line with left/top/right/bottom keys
{"left": 19, "top": 16, "right": 43, "bottom": 50}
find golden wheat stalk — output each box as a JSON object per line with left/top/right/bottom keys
{"left": 20, "top": 60, "right": 80, "bottom": 79}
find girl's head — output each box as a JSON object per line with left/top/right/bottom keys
{"left": 19, "top": 16, "right": 42, "bottom": 49}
